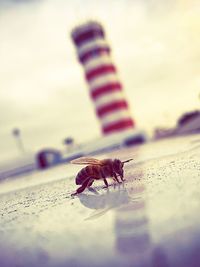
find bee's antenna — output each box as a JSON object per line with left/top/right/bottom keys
{"left": 122, "top": 159, "right": 133, "bottom": 164}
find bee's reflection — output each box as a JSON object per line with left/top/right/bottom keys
{"left": 77, "top": 183, "right": 132, "bottom": 219}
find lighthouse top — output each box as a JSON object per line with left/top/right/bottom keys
{"left": 71, "top": 21, "right": 105, "bottom": 46}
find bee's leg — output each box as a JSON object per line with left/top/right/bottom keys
{"left": 88, "top": 179, "right": 94, "bottom": 187}
{"left": 120, "top": 176, "right": 125, "bottom": 182}
{"left": 103, "top": 178, "right": 109, "bottom": 188}
{"left": 71, "top": 185, "right": 86, "bottom": 196}
{"left": 113, "top": 173, "right": 121, "bottom": 184}
{"left": 71, "top": 178, "right": 92, "bottom": 196}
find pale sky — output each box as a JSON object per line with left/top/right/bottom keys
{"left": 0, "top": 0, "right": 200, "bottom": 161}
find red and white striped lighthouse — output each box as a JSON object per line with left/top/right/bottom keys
{"left": 71, "top": 21, "right": 135, "bottom": 135}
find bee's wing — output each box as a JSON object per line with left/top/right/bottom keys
{"left": 70, "top": 157, "right": 104, "bottom": 165}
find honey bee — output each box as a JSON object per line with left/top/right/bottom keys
{"left": 70, "top": 157, "right": 133, "bottom": 196}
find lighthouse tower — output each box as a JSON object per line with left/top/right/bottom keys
{"left": 71, "top": 21, "right": 135, "bottom": 135}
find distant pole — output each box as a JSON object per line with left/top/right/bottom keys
{"left": 63, "top": 137, "right": 74, "bottom": 152}
{"left": 12, "top": 128, "right": 25, "bottom": 154}
{"left": 71, "top": 21, "right": 135, "bottom": 135}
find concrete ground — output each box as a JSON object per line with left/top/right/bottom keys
{"left": 0, "top": 134, "right": 200, "bottom": 267}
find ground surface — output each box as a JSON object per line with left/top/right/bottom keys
{"left": 0, "top": 134, "right": 200, "bottom": 267}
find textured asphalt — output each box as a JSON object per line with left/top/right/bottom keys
{"left": 0, "top": 135, "right": 200, "bottom": 267}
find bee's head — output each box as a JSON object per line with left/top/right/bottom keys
{"left": 113, "top": 158, "right": 133, "bottom": 178}
{"left": 113, "top": 159, "right": 124, "bottom": 177}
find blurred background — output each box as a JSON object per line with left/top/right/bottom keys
{"left": 0, "top": 0, "right": 199, "bottom": 163}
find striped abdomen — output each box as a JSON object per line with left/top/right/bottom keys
{"left": 76, "top": 165, "right": 101, "bottom": 185}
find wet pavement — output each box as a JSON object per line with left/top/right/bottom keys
{"left": 0, "top": 135, "right": 200, "bottom": 267}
